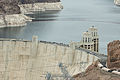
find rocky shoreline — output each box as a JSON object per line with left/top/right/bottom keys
{"left": 114, "top": 0, "right": 120, "bottom": 6}
{"left": 0, "top": 14, "right": 32, "bottom": 28}
{"left": 19, "top": 2, "right": 63, "bottom": 14}
{"left": 0, "top": 0, "right": 63, "bottom": 28}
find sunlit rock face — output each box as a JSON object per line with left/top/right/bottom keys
{"left": 73, "top": 61, "right": 120, "bottom": 80}
{"left": 0, "top": 0, "right": 62, "bottom": 27}
{"left": 0, "top": 0, "right": 61, "bottom": 14}
{"left": 107, "top": 40, "right": 120, "bottom": 69}
{"left": 114, "top": 0, "right": 120, "bottom": 6}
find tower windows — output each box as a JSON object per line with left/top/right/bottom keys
{"left": 88, "top": 45, "right": 90, "bottom": 49}
{"left": 83, "top": 37, "right": 84, "bottom": 43}
{"left": 85, "top": 38, "right": 87, "bottom": 42}
{"left": 79, "top": 27, "right": 99, "bottom": 52}
{"left": 94, "top": 32, "right": 95, "bottom": 36}
{"left": 92, "top": 32, "right": 93, "bottom": 37}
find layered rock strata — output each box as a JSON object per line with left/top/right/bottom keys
{"left": 114, "top": 0, "right": 120, "bottom": 6}
{"left": 0, "top": 0, "right": 20, "bottom": 15}
{"left": 0, "top": 0, "right": 63, "bottom": 27}
{"left": 19, "top": 2, "right": 63, "bottom": 14}
{"left": 107, "top": 40, "right": 120, "bottom": 69}
{"left": 0, "top": 0, "right": 62, "bottom": 15}
{"left": 0, "top": 14, "right": 32, "bottom": 28}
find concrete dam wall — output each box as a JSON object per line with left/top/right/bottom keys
{"left": 0, "top": 37, "right": 99, "bottom": 80}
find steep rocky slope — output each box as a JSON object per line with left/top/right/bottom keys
{"left": 74, "top": 61, "right": 120, "bottom": 80}
{"left": 0, "top": 0, "right": 62, "bottom": 27}
{"left": 74, "top": 40, "right": 120, "bottom": 80}
{"left": 107, "top": 40, "right": 120, "bottom": 69}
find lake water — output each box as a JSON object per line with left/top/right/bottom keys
{"left": 0, "top": 0, "right": 120, "bottom": 54}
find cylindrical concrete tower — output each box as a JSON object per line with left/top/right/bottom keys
{"left": 88, "top": 26, "right": 99, "bottom": 52}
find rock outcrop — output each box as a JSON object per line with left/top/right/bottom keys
{"left": 0, "top": 0, "right": 20, "bottom": 14}
{"left": 0, "top": 0, "right": 62, "bottom": 15}
{"left": 0, "top": 14, "right": 32, "bottom": 27}
{"left": 74, "top": 61, "right": 120, "bottom": 80}
{"left": 114, "top": 0, "right": 120, "bottom": 6}
{"left": 73, "top": 40, "right": 120, "bottom": 80}
{"left": 19, "top": 2, "right": 63, "bottom": 14}
{"left": 107, "top": 40, "right": 120, "bottom": 69}
{"left": 0, "top": 0, "right": 63, "bottom": 27}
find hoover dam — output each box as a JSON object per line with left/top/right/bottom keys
{"left": 0, "top": 0, "right": 120, "bottom": 80}
{"left": 0, "top": 36, "right": 105, "bottom": 80}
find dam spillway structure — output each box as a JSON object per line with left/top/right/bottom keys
{"left": 0, "top": 35, "right": 104, "bottom": 80}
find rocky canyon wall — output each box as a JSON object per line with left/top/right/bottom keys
{"left": 107, "top": 40, "right": 120, "bottom": 69}
{"left": 0, "top": 14, "right": 32, "bottom": 28}
{"left": 0, "top": 0, "right": 20, "bottom": 14}
{"left": 19, "top": 2, "right": 63, "bottom": 14}
{"left": 0, "top": 0, "right": 62, "bottom": 15}
{"left": 0, "top": 0, "right": 63, "bottom": 27}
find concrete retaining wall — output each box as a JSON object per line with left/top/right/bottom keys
{"left": 0, "top": 37, "right": 99, "bottom": 80}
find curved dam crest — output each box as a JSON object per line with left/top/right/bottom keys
{"left": 0, "top": 36, "right": 99, "bottom": 80}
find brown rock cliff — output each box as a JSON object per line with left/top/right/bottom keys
{"left": 107, "top": 40, "right": 120, "bottom": 69}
